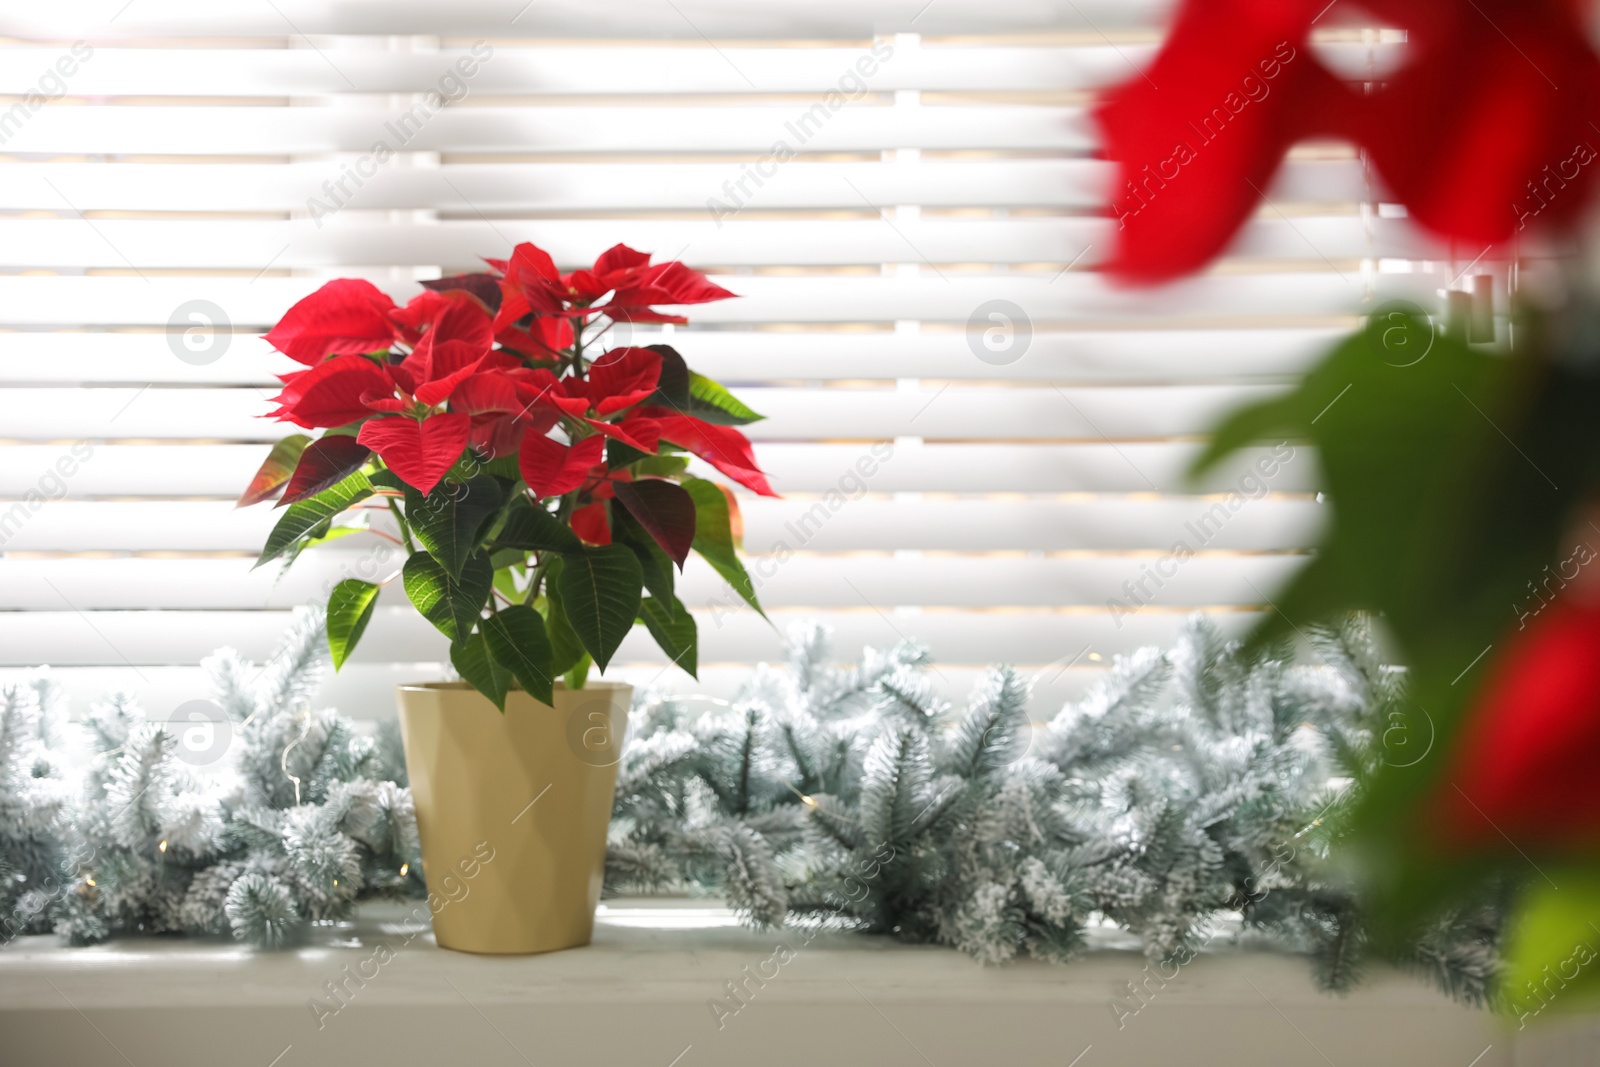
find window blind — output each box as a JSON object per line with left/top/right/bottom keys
{"left": 0, "top": 1, "right": 1446, "bottom": 719}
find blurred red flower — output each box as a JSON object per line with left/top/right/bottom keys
{"left": 1430, "top": 596, "right": 1600, "bottom": 851}
{"left": 1097, "top": 0, "right": 1600, "bottom": 283}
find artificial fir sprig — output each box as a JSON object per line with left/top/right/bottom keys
{"left": 0, "top": 675, "right": 74, "bottom": 943}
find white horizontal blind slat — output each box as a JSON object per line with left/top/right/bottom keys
{"left": 0, "top": 217, "right": 1429, "bottom": 270}
{"left": 0, "top": 329, "right": 1346, "bottom": 385}
{"left": 0, "top": 160, "right": 1368, "bottom": 213}
{"left": 0, "top": 555, "right": 1307, "bottom": 611}
{"left": 0, "top": 274, "right": 1428, "bottom": 327}
{"left": 0, "top": 500, "right": 1324, "bottom": 553}
{"left": 0, "top": 608, "right": 1260, "bottom": 668}
{"left": 0, "top": 384, "right": 1292, "bottom": 440}
{"left": 0, "top": 43, "right": 1402, "bottom": 96}
{"left": 6, "top": 1, "right": 1181, "bottom": 39}
{"left": 5, "top": 105, "right": 1101, "bottom": 155}
{"left": 0, "top": 443, "right": 1320, "bottom": 495}
{"left": 3, "top": 1, "right": 1399, "bottom": 38}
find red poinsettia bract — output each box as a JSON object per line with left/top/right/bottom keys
{"left": 489, "top": 241, "right": 736, "bottom": 331}
{"left": 1097, "top": 0, "right": 1600, "bottom": 284}
{"left": 1428, "top": 596, "right": 1600, "bottom": 852}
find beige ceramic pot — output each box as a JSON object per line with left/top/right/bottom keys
{"left": 395, "top": 681, "right": 631, "bottom": 954}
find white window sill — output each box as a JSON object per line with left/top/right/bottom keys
{"left": 0, "top": 898, "right": 1589, "bottom": 1067}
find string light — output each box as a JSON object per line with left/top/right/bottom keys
{"left": 158, "top": 840, "right": 168, "bottom": 853}
{"left": 85, "top": 877, "right": 96, "bottom": 886}
{"left": 281, "top": 708, "right": 313, "bottom": 806}
{"left": 399, "top": 863, "right": 409, "bottom": 878}
{"left": 785, "top": 781, "right": 863, "bottom": 823}
{"left": 784, "top": 781, "right": 820, "bottom": 807}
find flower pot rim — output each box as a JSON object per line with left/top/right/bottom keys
{"left": 397, "top": 680, "right": 632, "bottom": 694}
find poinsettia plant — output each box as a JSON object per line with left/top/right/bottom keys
{"left": 238, "top": 242, "right": 775, "bottom": 708}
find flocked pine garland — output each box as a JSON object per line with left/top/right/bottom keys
{"left": 0, "top": 610, "right": 1508, "bottom": 1005}
{"left": 606, "top": 616, "right": 1511, "bottom": 1003}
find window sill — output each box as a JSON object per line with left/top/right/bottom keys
{"left": 0, "top": 898, "right": 1587, "bottom": 1066}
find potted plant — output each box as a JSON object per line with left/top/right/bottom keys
{"left": 238, "top": 242, "right": 774, "bottom": 953}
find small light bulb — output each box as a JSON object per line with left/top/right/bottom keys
{"left": 332, "top": 878, "right": 339, "bottom": 887}
{"left": 86, "top": 877, "right": 97, "bottom": 887}
{"left": 399, "top": 863, "right": 409, "bottom": 878}
{"left": 158, "top": 840, "right": 168, "bottom": 853}
{"left": 1088, "top": 652, "right": 1102, "bottom": 662}
{"left": 801, "top": 795, "right": 817, "bottom": 807}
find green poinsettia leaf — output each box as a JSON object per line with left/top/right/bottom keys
{"left": 563, "top": 653, "right": 592, "bottom": 691}
{"left": 279, "top": 436, "right": 372, "bottom": 507}
{"left": 492, "top": 496, "right": 581, "bottom": 554}
{"left": 480, "top": 454, "right": 522, "bottom": 481}
{"left": 682, "top": 476, "right": 764, "bottom": 617}
{"left": 605, "top": 438, "right": 654, "bottom": 470}
{"left": 326, "top": 579, "right": 381, "bottom": 670}
{"left": 685, "top": 371, "right": 764, "bottom": 425}
{"left": 238, "top": 434, "right": 311, "bottom": 507}
{"left": 405, "top": 475, "right": 505, "bottom": 580}
{"left": 368, "top": 469, "right": 406, "bottom": 493}
{"left": 554, "top": 544, "right": 643, "bottom": 672}
{"left": 638, "top": 595, "right": 697, "bottom": 679}
{"left": 255, "top": 470, "right": 374, "bottom": 568}
{"left": 612, "top": 503, "right": 676, "bottom": 609}
{"left": 646, "top": 343, "right": 690, "bottom": 408}
{"left": 631, "top": 454, "right": 690, "bottom": 479}
{"left": 301, "top": 524, "right": 368, "bottom": 550}
{"left": 444, "top": 452, "right": 519, "bottom": 484}
{"left": 641, "top": 349, "right": 763, "bottom": 426}
{"left": 612, "top": 479, "right": 696, "bottom": 567}
{"left": 542, "top": 558, "right": 588, "bottom": 678}
{"left": 402, "top": 550, "right": 492, "bottom": 644}
{"left": 275, "top": 520, "right": 368, "bottom": 576}
{"left": 450, "top": 629, "right": 511, "bottom": 712}
{"left": 483, "top": 604, "right": 556, "bottom": 706}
